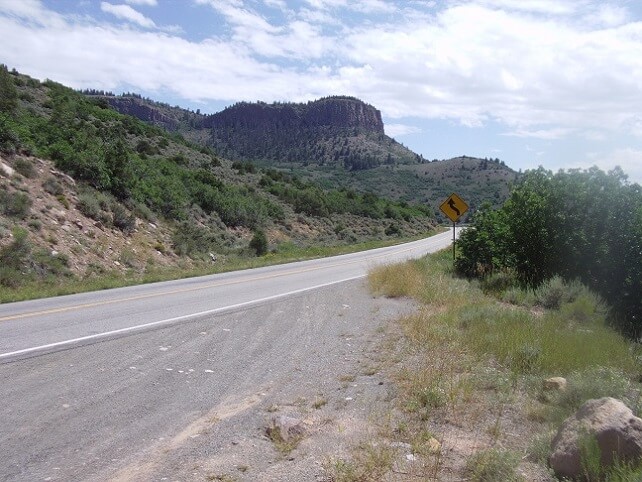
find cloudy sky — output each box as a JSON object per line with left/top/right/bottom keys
{"left": 1, "top": 0, "right": 642, "bottom": 183}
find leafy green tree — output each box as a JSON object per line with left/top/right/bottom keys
{"left": 502, "top": 168, "right": 558, "bottom": 286}
{"left": 455, "top": 202, "right": 511, "bottom": 278}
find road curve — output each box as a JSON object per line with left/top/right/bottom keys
{"left": 0, "top": 231, "right": 456, "bottom": 362}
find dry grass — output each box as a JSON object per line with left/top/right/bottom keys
{"left": 339, "top": 249, "right": 642, "bottom": 481}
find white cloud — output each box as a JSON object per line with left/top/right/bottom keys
{"left": 504, "top": 127, "right": 576, "bottom": 140}
{"left": 100, "top": 2, "right": 156, "bottom": 28}
{"left": 385, "top": 123, "right": 422, "bottom": 137}
{"left": 471, "top": 0, "right": 584, "bottom": 15}
{"left": 125, "top": 0, "right": 157, "bottom": 6}
{"left": 582, "top": 148, "right": 642, "bottom": 184}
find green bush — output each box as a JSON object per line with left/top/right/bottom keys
{"left": 76, "top": 191, "right": 102, "bottom": 220}
{"left": 0, "top": 227, "right": 30, "bottom": 287}
{"left": 171, "top": 221, "right": 220, "bottom": 257}
{"left": 14, "top": 158, "right": 36, "bottom": 178}
{"left": 249, "top": 229, "right": 268, "bottom": 256}
{"left": 42, "top": 176, "right": 64, "bottom": 196}
{"left": 111, "top": 203, "right": 136, "bottom": 234}
{"left": 0, "top": 189, "right": 31, "bottom": 218}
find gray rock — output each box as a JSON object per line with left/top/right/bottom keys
{"left": 549, "top": 397, "right": 642, "bottom": 480}
{"left": 266, "top": 415, "right": 306, "bottom": 443}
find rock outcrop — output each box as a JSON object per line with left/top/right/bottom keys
{"left": 103, "top": 96, "right": 180, "bottom": 131}
{"left": 205, "top": 96, "right": 384, "bottom": 133}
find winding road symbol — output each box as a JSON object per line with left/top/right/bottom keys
{"left": 447, "top": 199, "right": 461, "bottom": 217}
{"left": 440, "top": 193, "right": 469, "bottom": 223}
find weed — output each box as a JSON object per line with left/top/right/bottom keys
{"left": 206, "top": 474, "right": 238, "bottom": 482}
{"left": 27, "top": 218, "right": 42, "bottom": 231}
{"left": 265, "top": 424, "right": 302, "bottom": 455}
{"left": 541, "top": 367, "right": 636, "bottom": 425}
{"left": 526, "top": 431, "right": 555, "bottom": 464}
{"left": 327, "top": 442, "right": 395, "bottom": 482}
{"left": 465, "top": 449, "right": 523, "bottom": 482}
{"left": 312, "top": 397, "right": 328, "bottom": 409}
{"left": 56, "top": 194, "right": 69, "bottom": 209}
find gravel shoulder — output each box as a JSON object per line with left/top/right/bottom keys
{"left": 1, "top": 279, "right": 416, "bottom": 481}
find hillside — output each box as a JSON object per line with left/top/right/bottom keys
{"left": 0, "top": 67, "right": 436, "bottom": 296}
{"left": 91, "top": 93, "right": 519, "bottom": 212}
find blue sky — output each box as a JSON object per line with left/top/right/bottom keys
{"left": 1, "top": 0, "right": 642, "bottom": 183}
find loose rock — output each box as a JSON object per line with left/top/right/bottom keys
{"left": 549, "top": 397, "right": 642, "bottom": 480}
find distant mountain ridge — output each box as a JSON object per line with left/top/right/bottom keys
{"left": 87, "top": 90, "right": 519, "bottom": 211}
{"left": 92, "top": 94, "right": 422, "bottom": 170}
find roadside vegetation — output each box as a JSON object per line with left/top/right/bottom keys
{"left": 344, "top": 249, "right": 642, "bottom": 481}
{"left": 329, "top": 167, "right": 642, "bottom": 481}
{"left": 455, "top": 166, "right": 642, "bottom": 336}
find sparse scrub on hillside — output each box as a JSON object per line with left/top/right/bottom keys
{"left": 0, "top": 226, "right": 71, "bottom": 288}
{"left": 13, "top": 157, "right": 36, "bottom": 178}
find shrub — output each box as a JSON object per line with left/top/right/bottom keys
{"left": 384, "top": 223, "right": 401, "bottom": 236}
{"left": 76, "top": 192, "right": 101, "bottom": 219}
{"left": 111, "top": 203, "right": 136, "bottom": 234}
{"left": 14, "top": 158, "right": 36, "bottom": 178}
{"left": 42, "top": 176, "right": 64, "bottom": 196}
{"left": 171, "top": 221, "right": 219, "bottom": 256}
{"left": 0, "top": 190, "right": 31, "bottom": 218}
{"left": 249, "top": 229, "right": 268, "bottom": 256}
{"left": 0, "top": 227, "right": 30, "bottom": 287}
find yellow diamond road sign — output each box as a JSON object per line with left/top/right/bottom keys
{"left": 440, "top": 193, "right": 469, "bottom": 223}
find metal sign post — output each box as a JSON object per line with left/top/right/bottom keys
{"left": 439, "top": 193, "right": 469, "bottom": 260}
{"left": 452, "top": 221, "right": 456, "bottom": 260}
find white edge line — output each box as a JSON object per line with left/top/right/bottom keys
{"left": 0, "top": 275, "right": 365, "bottom": 363}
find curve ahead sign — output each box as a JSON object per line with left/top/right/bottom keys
{"left": 440, "top": 193, "right": 469, "bottom": 223}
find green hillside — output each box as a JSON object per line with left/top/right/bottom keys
{"left": 0, "top": 66, "right": 438, "bottom": 296}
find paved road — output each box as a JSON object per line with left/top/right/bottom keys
{"left": 0, "top": 232, "right": 456, "bottom": 481}
{"left": 0, "top": 231, "right": 456, "bottom": 362}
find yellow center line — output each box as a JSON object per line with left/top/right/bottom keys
{"left": 0, "top": 243, "right": 426, "bottom": 323}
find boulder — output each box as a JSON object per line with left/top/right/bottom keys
{"left": 0, "top": 160, "right": 15, "bottom": 177}
{"left": 549, "top": 397, "right": 642, "bottom": 480}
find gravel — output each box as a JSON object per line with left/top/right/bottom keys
{"left": 0, "top": 279, "right": 416, "bottom": 481}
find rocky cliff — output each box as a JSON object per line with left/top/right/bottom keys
{"left": 205, "top": 96, "right": 384, "bottom": 133}
{"left": 102, "top": 96, "right": 182, "bottom": 132}
{"left": 204, "top": 96, "right": 417, "bottom": 169}
{"left": 91, "top": 94, "right": 419, "bottom": 169}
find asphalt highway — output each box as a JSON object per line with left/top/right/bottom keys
{"left": 0, "top": 231, "right": 456, "bottom": 362}
{"left": 0, "top": 231, "right": 457, "bottom": 481}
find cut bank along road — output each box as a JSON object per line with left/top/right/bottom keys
{"left": 0, "top": 231, "right": 456, "bottom": 363}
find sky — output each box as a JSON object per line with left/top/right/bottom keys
{"left": 1, "top": 0, "right": 642, "bottom": 183}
